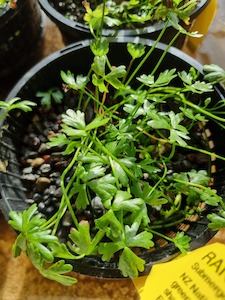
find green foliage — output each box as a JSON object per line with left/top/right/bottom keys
{"left": 172, "top": 232, "right": 191, "bottom": 254}
{"left": 203, "top": 64, "right": 225, "bottom": 84}
{"left": 8, "top": 204, "right": 77, "bottom": 286}
{"left": 4, "top": 2, "right": 225, "bottom": 286}
{"left": 207, "top": 210, "right": 225, "bottom": 231}
{"left": 83, "top": 0, "right": 200, "bottom": 35}
{"left": 36, "top": 88, "right": 63, "bottom": 107}
{"left": 0, "top": 97, "right": 36, "bottom": 121}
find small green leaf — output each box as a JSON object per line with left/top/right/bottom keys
{"left": 173, "top": 170, "right": 210, "bottom": 186}
{"left": 87, "top": 174, "right": 117, "bottom": 203}
{"left": 40, "top": 260, "right": 77, "bottom": 286}
{"left": 92, "top": 74, "right": 108, "bottom": 92}
{"left": 69, "top": 221, "right": 92, "bottom": 255}
{"left": 92, "top": 55, "right": 106, "bottom": 77}
{"left": 125, "top": 224, "right": 154, "bottom": 249}
{"left": 61, "top": 71, "right": 87, "bottom": 90}
{"left": 207, "top": 210, "right": 225, "bottom": 230}
{"left": 98, "top": 241, "right": 124, "bottom": 261}
{"left": 186, "top": 81, "right": 213, "bottom": 94}
{"left": 95, "top": 210, "right": 122, "bottom": 239}
{"left": 154, "top": 69, "right": 177, "bottom": 86}
{"left": 172, "top": 232, "right": 191, "bottom": 254}
{"left": 200, "top": 190, "right": 221, "bottom": 206}
{"left": 90, "top": 38, "right": 109, "bottom": 56}
{"left": 47, "top": 133, "right": 70, "bottom": 148}
{"left": 127, "top": 43, "right": 146, "bottom": 59}
{"left": 49, "top": 242, "right": 76, "bottom": 259}
{"left": 203, "top": 64, "right": 225, "bottom": 84}
{"left": 36, "top": 88, "right": 63, "bottom": 106}
{"left": 105, "top": 65, "right": 126, "bottom": 89}
{"left": 168, "top": 11, "right": 202, "bottom": 37}
{"left": 0, "top": 97, "right": 36, "bottom": 116}
{"left": 61, "top": 125, "right": 87, "bottom": 138}
{"left": 62, "top": 109, "right": 86, "bottom": 129}
{"left": 118, "top": 247, "right": 145, "bottom": 278}
{"left": 85, "top": 115, "right": 110, "bottom": 131}
{"left": 137, "top": 74, "right": 154, "bottom": 86}
{"left": 111, "top": 160, "right": 129, "bottom": 187}
{"left": 80, "top": 165, "right": 106, "bottom": 182}
{"left": 112, "top": 191, "right": 143, "bottom": 212}
{"left": 71, "top": 183, "right": 89, "bottom": 210}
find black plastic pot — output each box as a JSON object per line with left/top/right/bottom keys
{"left": 0, "top": 37, "right": 225, "bottom": 278}
{"left": 0, "top": 0, "right": 45, "bottom": 80}
{"left": 38, "top": 0, "right": 209, "bottom": 47}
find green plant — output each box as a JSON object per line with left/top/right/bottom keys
{"left": 83, "top": 0, "right": 199, "bottom": 34}
{"left": 3, "top": 1, "right": 225, "bottom": 287}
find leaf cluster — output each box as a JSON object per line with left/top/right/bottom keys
{"left": 83, "top": 0, "right": 199, "bottom": 33}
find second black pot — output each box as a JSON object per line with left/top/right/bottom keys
{"left": 39, "top": 0, "right": 210, "bottom": 47}
{"left": 0, "top": 0, "right": 45, "bottom": 81}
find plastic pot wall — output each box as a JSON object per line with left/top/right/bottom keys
{"left": 1, "top": 37, "right": 225, "bottom": 278}
{"left": 0, "top": 0, "right": 44, "bottom": 80}
{"left": 38, "top": 0, "right": 210, "bottom": 47}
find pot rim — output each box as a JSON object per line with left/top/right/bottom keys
{"left": 4, "top": 36, "right": 202, "bottom": 100}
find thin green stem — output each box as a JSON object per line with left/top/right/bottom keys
{"left": 173, "top": 179, "right": 225, "bottom": 210}
{"left": 148, "top": 217, "right": 186, "bottom": 230}
{"left": 178, "top": 93, "right": 225, "bottom": 124}
{"left": 51, "top": 147, "right": 82, "bottom": 234}
{"left": 136, "top": 126, "right": 225, "bottom": 162}
{"left": 125, "top": 20, "right": 170, "bottom": 87}
{"left": 150, "top": 31, "right": 181, "bottom": 76}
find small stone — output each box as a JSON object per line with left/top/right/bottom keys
{"left": 38, "top": 143, "right": 50, "bottom": 154}
{"left": 91, "top": 196, "right": 105, "bottom": 215}
{"left": 45, "top": 206, "right": 56, "bottom": 215}
{"left": 54, "top": 187, "right": 62, "bottom": 198}
{"left": 38, "top": 202, "right": 45, "bottom": 210}
{"left": 39, "top": 163, "right": 51, "bottom": 174}
{"left": 25, "top": 198, "right": 35, "bottom": 204}
{"left": 30, "top": 157, "right": 45, "bottom": 168}
{"left": 62, "top": 211, "right": 73, "bottom": 227}
{"left": 22, "top": 166, "right": 33, "bottom": 174}
{"left": 21, "top": 173, "right": 37, "bottom": 182}
{"left": 35, "top": 177, "right": 51, "bottom": 192}
{"left": 47, "top": 185, "right": 57, "bottom": 195}
{"left": 43, "top": 154, "right": 51, "bottom": 163}
{"left": 29, "top": 135, "right": 41, "bottom": 149}
{"left": 33, "top": 193, "right": 43, "bottom": 202}
{"left": 50, "top": 171, "right": 61, "bottom": 178}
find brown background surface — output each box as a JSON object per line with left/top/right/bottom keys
{"left": 1, "top": 1, "right": 225, "bottom": 299}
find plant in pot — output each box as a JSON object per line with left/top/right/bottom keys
{"left": 1, "top": 10, "right": 225, "bottom": 286}
{"left": 0, "top": 0, "right": 44, "bottom": 83}
{"left": 38, "top": 0, "right": 210, "bottom": 47}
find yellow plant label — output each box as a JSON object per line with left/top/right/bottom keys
{"left": 186, "top": 0, "right": 217, "bottom": 50}
{"left": 133, "top": 243, "right": 225, "bottom": 300}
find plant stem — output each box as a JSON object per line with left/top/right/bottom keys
{"left": 178, "top": 93, "right": 225, "bottom": 124}
{"left": 150, "top": 31, "right": 180, "bottom": 76}
{"left": 173, "top": 178, "right": 225, "bottom": 210}
{"left": 136, "top": 126, "right": 225, "bottom": 162}
{"left": 45, "top": 146, "right": 83, "bottom": 233}
{"left": 148, "top": 216, "right": 186, "bottom": 230}
{"left": 125, "top": 20, "right": 170, "bottom": 87}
